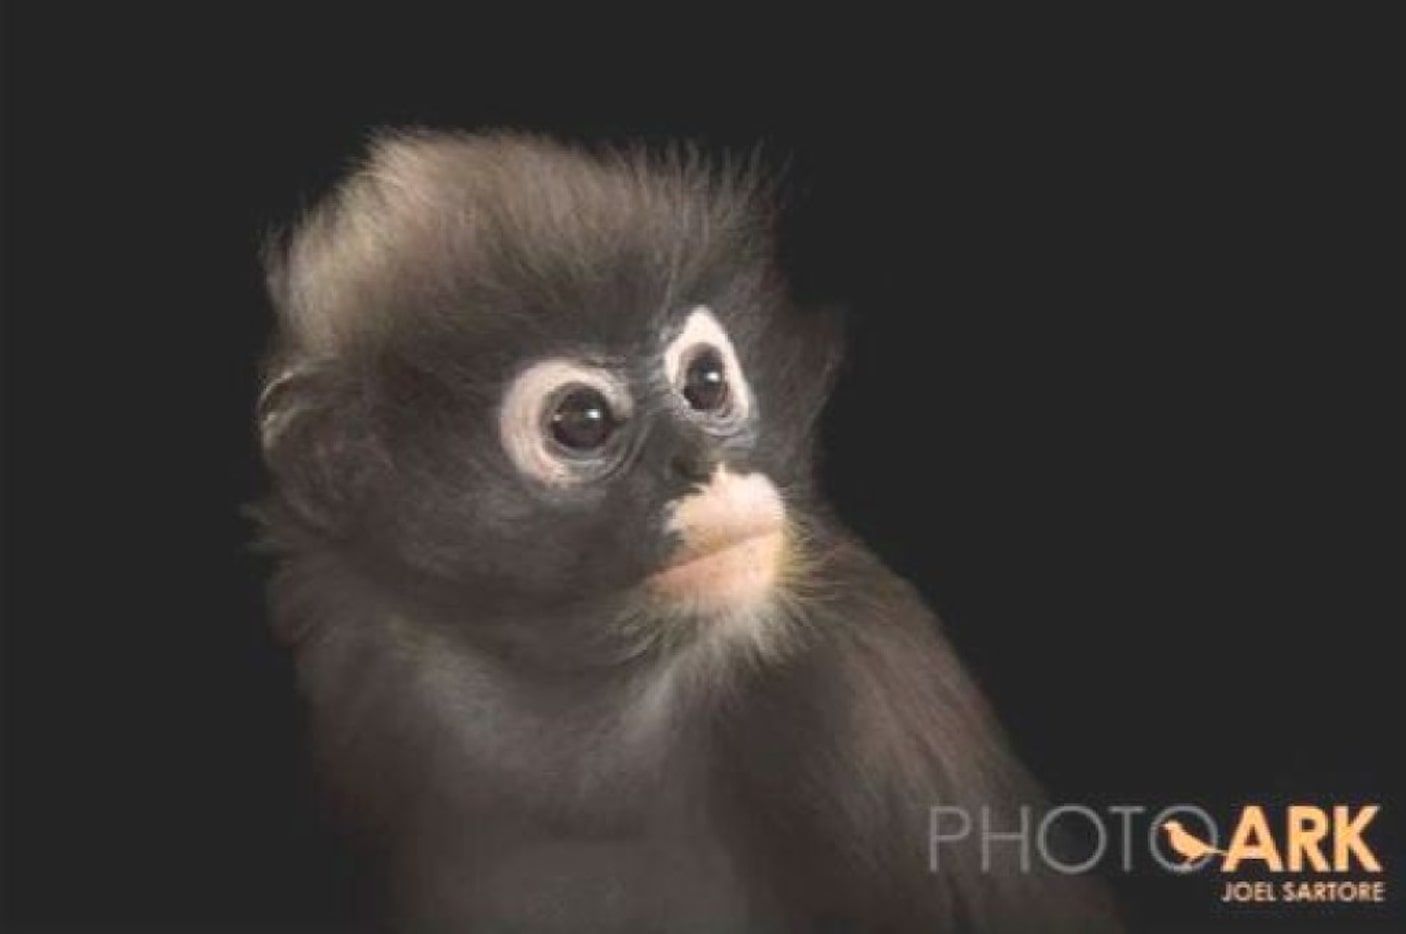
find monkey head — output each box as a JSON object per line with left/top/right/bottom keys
{"left": 258, "top": 133, "right": 840, "bottom": 666}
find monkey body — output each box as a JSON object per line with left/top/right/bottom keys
{"left": 273, "top": 552, "right": 752, "bottom": 929}
{"left": 274, "top": 535, "right": 1055, "bottom": 931}
{"left": 257, "top": 133, "right": 1116, "bottom": 931}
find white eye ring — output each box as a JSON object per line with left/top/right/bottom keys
{"left": 499, "top": 359, "right": 631, "bottom": 486}
{"left": 662, "top": 306, "right": 752, "bottom": 422}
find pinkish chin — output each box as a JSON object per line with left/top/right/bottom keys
{"left": 646, "top": 467, "right": 787, "bottom": 613}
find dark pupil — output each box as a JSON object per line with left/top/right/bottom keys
{"left": 550, "top": 387, "right": 615, "bottom": 451}
{"left": 683, "top": 348, "right": 729, "bottom": 411}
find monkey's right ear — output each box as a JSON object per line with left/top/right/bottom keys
{"left": 256, "top": 362, "right": 374, "bottom": 535}
{"left": 256, "top": 365, "right": 311, "bottom": 454}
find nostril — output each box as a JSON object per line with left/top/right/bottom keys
{"left": 670, "top": 450, "right": 715, "bottom": 484}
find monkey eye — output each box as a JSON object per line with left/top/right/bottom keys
{"left": 682, "top": 347, "right": 730, "bottom": 412}
{"left": 549, "top": 386, "right": 618, "bottom": 452}
{"left": 500, "top": 359, "right": 631, "bottom": 486}
{"left": 663, "top": 308, "right": 752, "bottom": 426}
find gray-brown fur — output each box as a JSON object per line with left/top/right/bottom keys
{"left": 255, "top": 131, "right": 1117, "bottom": 931}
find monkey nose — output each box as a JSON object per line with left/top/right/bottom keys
{"left": 670, "top": 448, "right": 716, "bottom": 484}
{"left": 666, "top": 430, "right": 718, "bottom": 485}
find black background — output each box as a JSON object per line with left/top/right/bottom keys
{"left": 3, "top": 7, "right": 1401, "bottom": 932}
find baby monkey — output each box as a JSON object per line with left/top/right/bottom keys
{"left": 255, "top": 132, "right": 1116, "bottom": 932}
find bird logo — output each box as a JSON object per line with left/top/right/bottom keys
{"left": 1161, "top": 819, "right": 1228, "bottom": 869}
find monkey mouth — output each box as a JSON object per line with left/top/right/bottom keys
{"left": 645, "top": 466, "right": 788, "bottom": 611}
{"left": 647, "top": 525, "right": 785, "bottom": 609}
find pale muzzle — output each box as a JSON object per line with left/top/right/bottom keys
{"left": 647, "top": 467, "right": 786, "bottom": 612}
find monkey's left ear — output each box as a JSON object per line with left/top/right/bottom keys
{"left": 765, "top": 301, "right": 848, "bottom": 437}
